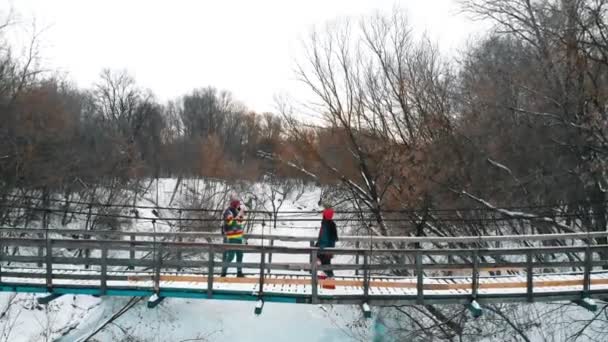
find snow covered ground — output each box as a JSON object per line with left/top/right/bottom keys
{"left": 0, "top": 179, "right": 372, "bottom": 342}
{"left": 1, "top": 178, "right": 606, "bottom": 341}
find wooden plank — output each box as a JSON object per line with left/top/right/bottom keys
{"left": 125, "top": 274, "right": 608, "bottom": 291}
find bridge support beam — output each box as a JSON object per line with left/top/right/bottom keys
{"left": 37, "top": 293, "right": 63, "bottom": 305}
{"left": 254, "top": 299, "right": 264, "bottom": 315}
{"left": 147, "top": 294, "right": 165, "bottom": 309}
{"left": 466, "top": 300, "right": 482, "bottom": 318}
{"left": 574, "top": 297, "right": 597, "bottom": 312}
{"left": 361, "top": 302, "right": 372, "bottom": 319}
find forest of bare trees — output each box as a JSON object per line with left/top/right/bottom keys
{"left": 2, "top": 1, "right": 605, "bottom": 219}
{"left": 274, "top": 0, "right": 608, "bottom": 339}
{"left": 272, "top": 0, "right": 608, "bottom": 239}
{"left": 1, "top": 0, "right": 608, "bottom": 340}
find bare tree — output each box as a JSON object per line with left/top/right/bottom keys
{"left": 455, "top": 0, "right": 608, "bottom": 246}
{"left": 281, "top": 12, "right": 454, "bottom": 237}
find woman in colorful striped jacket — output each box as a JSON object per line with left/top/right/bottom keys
{"left": 220, "top": 197, "right": 245, "bottom": 277}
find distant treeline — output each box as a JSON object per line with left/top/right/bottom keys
{"left": 0, "top": 1, "right": 606, "bottom": 232}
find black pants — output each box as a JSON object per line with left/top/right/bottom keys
{"left": 318, "top": 254, "right": 334, "bottom": 277}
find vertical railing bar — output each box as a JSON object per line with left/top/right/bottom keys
{"left": 38, "top": 209, "right": 49, "bottom": 267}
{"left": 176, "top": 235, "right": 183, "bottom": 272}
{"left": 399, "top": 241, "right": 405, "bottom": 275}
{"left": 129, "top": 234, "right": 135, "bottom": 270}
{"left": 0, "top": 231, "right": 3, "bottom": 285}
{"left": 207, "top": 247, "right": 214, "bottom": 298}
{"left": 526, "top": 250, "right": 533, "bottom": 302}
{"left": 311, "top": 249, "right": 318, "bottom": 304}
{"left": 309, "top": 241, "right": 314, "bottom": 265}
{"left": 583, "top": 244, "right": 592, "bottom": 295}
{"left": 363, "top": 251, "right": 370, "bottom": 298}
{"left": 100, "top": 245, "right": 108, "bottom": 295}
{"left": 471, "top": 249, "right": 479, "bottom": 300}
{"left": 84, "top": 204, "right": 92, "bottom": 269}
{"left": 259, "top": 250, "right": 266, "bottom": 297}
{"left": 416, "top": 250, "right": 423, "bottom": 304}
{"left": 176, "top": 209, "right": 183, "bottom": 272}
{"left": 267, "top": 239, "right": 274, "bottom": 275}
{"left": 45, "top": 237, "right": 53, "bottom": 289}
{"left": 153, "top": 243, "right": 162, "bottom": 295}
{"left": 355, "top": 241, "right": 360, "bottom": 276}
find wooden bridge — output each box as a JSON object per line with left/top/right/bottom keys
{"left": 1, "top": 227, "right": 607, "bottom": 316}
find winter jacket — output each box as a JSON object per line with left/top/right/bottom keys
{"left": 223, "top": 207, "right": 244, "bottom": 240}
{"left": 317, "top": 219, "right": 338, "bottom": 249}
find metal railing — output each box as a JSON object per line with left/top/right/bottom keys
{"left": 0, "top": 228, "right": 607, "bottom": 305}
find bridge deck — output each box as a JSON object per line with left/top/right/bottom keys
{"left": 2, "top": 229, "right": 608, "bottom": 306}
{"left": 2, "top": 266, "right": 608, "bottom": 305}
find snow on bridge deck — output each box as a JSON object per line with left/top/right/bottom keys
{"left": 2, "top": 266, "right": 608, "bottom": 305}
{"left": 2, "top": 229, "right": 608, "bottom": 305}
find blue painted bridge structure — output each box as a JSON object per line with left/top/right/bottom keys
{"left": 1, "top": 228, "right": 608, "bottom": 315}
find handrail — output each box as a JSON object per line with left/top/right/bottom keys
{"left": 2, "top": 227, "right": 608, "bottom": 243}
{"left": 0, "top": 228, "right": 606, "bottom": 306}
{"left": 1, "top": 236, "right": 606, "bottom": 256}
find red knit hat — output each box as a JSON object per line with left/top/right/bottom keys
{"left": 322, "top": 208, "right": 334, "bottom": 220}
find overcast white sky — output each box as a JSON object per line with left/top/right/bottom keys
{"left": 2, "top": 0, "right": 483, "bottom": 112}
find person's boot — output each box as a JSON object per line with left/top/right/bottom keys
{"left": 237, "top": 270, "right": 245, "bottom": 278}
{"left": 220, "top": 269, "right": 227, "bottom": 277}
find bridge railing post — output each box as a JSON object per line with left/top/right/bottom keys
{"left": 100, "top": 245, "right": 107, "bottom": 295}
{"left": 311, "top": 249, "right": 318, "bottom": 304}
{"left": 176, "top": 235, "right": 183, "bottom": 272}
{"left": 38, "top": 209, "right": 49, "bottom": 268}
{"left": 45, "top": 237, "right": 53, "bottom": 290}
{"left": 153, "top": 243, "right": 162, "bottom": 295}
{"left": 399, "top": 241, "right": 406, "bottom": 275}
{"left": 309, "top": 241, "right": 314, "bottom": 265}
{"left": 259, "top": 249, "right": 266, "bottom": 296}
{"left": 526, "top": 249, "right": 533, "bottom": 302}
{"left": 355, "top": 241, "right": 360, "bottom": 276}
{"left": 267, "top": 239, "right": 274, "bottom": 275}
{"left": 416, "top": 250, "right": 423, "bottom": 304}
{"left": 0, "top": 230, "right": 3, "bottom": 285}
{"left": 363, "top": 251, "right": 370, "bottom": 299}
{"left": 84, "top": 204, "right": 92, "bottom": 270}
{"left": 128, "top": 233, "right": 135, "bottom": 270}
{"left": 583, "top": 245, "right": 592, "bottom": 296}
{"left": 207, "top": 247, "right": 214, "bottom": 298}
{"left": 471, "top": 249, "right": 479, "bottom": 300}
